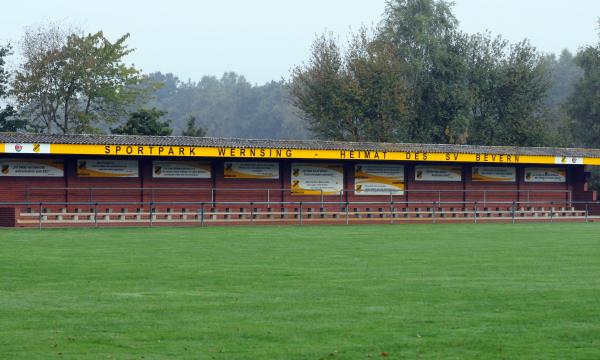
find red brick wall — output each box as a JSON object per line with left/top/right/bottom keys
{"left": 0, "top": 155, "right": 595, "bottom": 214}
{"left": 65, "top": 157, "right": 142, "bottom": 209}
{"left": 406, "top": 164, "right": 464, "bottom": 207}
{"left": 518, "top": 165, "right": 570, "bottom": 206}
{"left": 465, "top": 165, "right": 519, "bottom": 207}
{"left": 142, "top": 158, "right": 212, "bottom": 206}
{"left": 0, "top": 207, "right": 16, "bottom": 227}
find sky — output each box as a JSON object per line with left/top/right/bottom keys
{"left": 1, "top": 0, "right": 599, "bottom": 84}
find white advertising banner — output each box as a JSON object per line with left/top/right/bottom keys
{"left": 415, "top": 165, "right": 462, "bottom": 182}
{"left": 471, "top": 167, "right": 516, "bottom": 182}
{"left": 224, "top": 162, "right": 279, "bottom": 179}
{"left": 4, "top": 143, "right": 50, "bottom": 154}
{"left": 354, "top": 164, "right": 404, "bottom": 195}
{"left": 524, "top": 167, "right": 566, "bottom": 183}
{"left": 152, "top": 161, "right": 211, "bottom": 178}
{"left": 291, "top": 163, "right": 343, "bottom": 195}
{"left": 77, "top": 159, "right": 138, "bottom": 178}
{"left": 0, "top": 159, "right": 63, "bottom": 177}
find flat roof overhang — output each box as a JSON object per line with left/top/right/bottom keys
{"left": 1, "top": 133, "right": 599, "bottom": 166}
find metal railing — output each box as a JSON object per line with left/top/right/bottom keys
{"left": 1, "top": 199, "right": 598, "bottom": 229}
{"left": 24, "top": 187, "right": 574, "bottom": 209}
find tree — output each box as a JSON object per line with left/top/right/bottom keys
{"left": 290, "top": 30, "right": 411, "bottom": 142}
{"left": 381, "top": 0, "right": 472, "bottom": 144}
{"left": 12, "top": 24, "right": 143, "bottom": 134}
{"left": 181, "top": 115, "right": 206, "bottom": 137}
{"left": 112, "top": 108, "right": 172, "bottom": 136}
{"left": 466, "top": 35, "right": 552, "bottom": 146}
{"left": 144, "top": 71, "right": 310, "bottom": 139}
{"left": 0, "top": 44, "right": 28, "bottom": 132}
{"left": 289, "top": 0, "right": 554, "bottom": 146}
{"left": 568, "top": 24, "right": 600, "bottom": 148}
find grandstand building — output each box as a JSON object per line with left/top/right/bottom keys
{"left": 0, "top": 133, "right": 598, "bottom": 227}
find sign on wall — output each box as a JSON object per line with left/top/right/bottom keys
{"left": 152, "top": 161, "right": 211, "bottom": 178}
{"left": 77, "top": 159, "right": 138, "bottom": 178}
{"left": 291, "top": 163, "right": 343, "bottom": 195}
{"left": 524, "top": 167, "right": 566, "bottom": 183}
{"left": 0, "top": 159, "right": 63, "bottom": 177}
{"left": 3, "top": 143, "right": 50, "bottom": 154}
{"left": 224, "top": 162, "right": 279, "bottom": 179}
{"left": 354, "top": 164, "right": 404, "bottom": 195}
{"left": 471, "top": 166, "right": 516, "bottom": 182}
{"left": 414, "top": 165, "right": 462, "bottom": 182}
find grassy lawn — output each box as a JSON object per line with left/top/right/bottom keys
{"left": 1, "top": 223, "right": 600, "bottom": 359}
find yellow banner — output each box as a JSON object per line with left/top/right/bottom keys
{"left": 0, "top": 142, "right": 597, "bottom": 165}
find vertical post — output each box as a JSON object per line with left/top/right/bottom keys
{"left": 483, "top": 191, "right": 487, "bottom": 208}
{"left": 299, "top": 202, "right": 303, "bottom": 226}
{"left": 432, "top": 202, "right": 436, "bottom": 224}
{"left": 585, "top": 202, "right": 589, "bottom": 223}
{"left": 345, "top": 201, "right": 349, "bottom": 225}
{"left": 511, "top": 201, "right": 516, "bottom": 224}
{"left": 94, "top": 202, "right": 98, "bottom": 228}
{"left": 200, "top": 202, "right": 205, "bottom": 227}
{"left": 390, "top": 201, "right": 394, "bottom": 225}
{"left": 474, "top": 201, "right": 478, "bottom": 224}
{"left": 38, "top": 202, "right": 42, "bottom": 230}
{"left": 211, "top": 188, "right": 215, "bottom": 207}
{"left": 550, "top": 201, "right": 554, "bottom": 222}
{"left": 320, "top": 190, "right": 324, "bottom": 208}
{"left": 267, "top": 189, "right": 271, "bottom": 209}
{"left": 568, "top": 191, "right": 572, "bottom": 208}
{"left": 250, "top": 202, "right": 254, "bottom": 224}
{"left": 149, "top": 202, "right": 154, "bottom": 227}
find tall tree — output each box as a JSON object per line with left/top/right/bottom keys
{"left": 12, "top": 25, "right": 143, "bottom": 134}
{"left": 568, "top": 24, "right": 600, "bottom": 148}
{"left": 466, "top": 35, "right": 552, "bottom": 146}
{"left": 112, "top": 108, "right": 172, "bottom": 136}
{"left": 290, "top": 0, "right": 553, "bottom": 146}
{"left": 381, "top": 0, "right": 472, "bottom": 144}
{"left": 290, "top": 30, "right": 411, "bottom": 142}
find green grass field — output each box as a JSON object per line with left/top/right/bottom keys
{"left": 1, "top": 224, "right": 600, "bottom": 359}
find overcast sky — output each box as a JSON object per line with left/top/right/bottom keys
{"left": 1, "top": 0, "right": 599, "bottom": 84}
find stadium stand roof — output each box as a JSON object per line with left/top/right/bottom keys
{"left": 1, "top": 132, "right": 599, "bottom": 158}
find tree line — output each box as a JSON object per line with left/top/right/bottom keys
{"left": 0, "top": 0, "right": 598, "bottom": 152}
{"left": 290, "top": 0, "right": 599, "bottom": 150}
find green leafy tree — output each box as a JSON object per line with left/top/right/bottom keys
{"left": 290, "top": 30, "right": 411, "bottom": 142}
{"left": 290, "top": 0, "right": 553, "bottom": 146}
{"left": 181, "top": 115, "right": 206, "bottom": 137}
{"left": 466, "top": 35, "right": 552, "bottom": 146}
{"left": 112, "top": 108, "right": 172, "bottom": 136}
{"left": 12, "top": 25, "right": 143, "bottom": 134}
{"left": 568, "top": 24, "right": 600, "bottom": 148}
{"left": 381, "top": 0, "right": 472, "bottom": 144}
